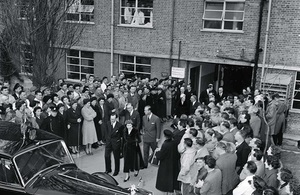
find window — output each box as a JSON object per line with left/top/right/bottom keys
{"left": 120, "top": 0, "right": 153, "bottom": 27}
{"left": 292, "top": 72, "right": 300, "bottom": 109}
{"left": 119, "top": 55, "right": 151, "bottom": 79}
{"left": 66, "top": 49, "right": 94, "bottom": 80}
{"left": 66, "top": 0, "right": 94, "bottom": 23}
{"left": 0, "top": 158, "right": 20, "bottom": 184}
{"left": 21, "top": 44, "right": 33, "bottom": 74}
{"left": 203, "top": 0, "right": 245, "bottom": 31}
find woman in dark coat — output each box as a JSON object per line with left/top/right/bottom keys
{"left": 176, "top": 93, "right": 189, "bottom": 117}
{"left": 57, "top": 103, "right": 68, "bottom": 143}
{"left": 66, "top": 100, "right": 82, "bottom": 154}
{"left": 123, "top": 120, "right": 144, "bottom": 182}
{"left": 90, "top": 97, "right": 102, "bottom": 147}
{"left": 155, "top": 129, "right": 178, "bottom": 193}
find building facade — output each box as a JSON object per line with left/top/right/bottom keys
{"left": 52, "top": 0, "right": 299, "bottom": 111}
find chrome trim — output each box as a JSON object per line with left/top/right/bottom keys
{"left": 58, "top": 173, "right": 130, "bottom": 195}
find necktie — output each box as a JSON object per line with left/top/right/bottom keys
{"left": 148, "top": 116, "right": 150, "bottom": 121}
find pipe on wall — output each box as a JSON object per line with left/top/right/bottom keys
{"left": 260, "top": 0, "right": 272, "bottom": 89}
{"left": 110, "top": 0, "right": 114, "bottom": 77}
{"left": 169, "top": 0, "right": 176, "bottom": 74}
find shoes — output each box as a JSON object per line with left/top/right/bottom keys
{"left": 134, "top": 171, "right": 139, "bottom": 177}
{"left": 113, "top": 172, "right": 119, "bottom": 176}
{"left": 105, "top": 170, "right": 112, "bottom": 174}
{"left": 92, "top": 143, "right": 99, "bottom": 149}
{"left": 124, "top": 176, "right": 130, "bottom": 182}
{"left": 298, "top": 141, "right": 300, "bottom": 149}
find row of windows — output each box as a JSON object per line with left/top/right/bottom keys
{"left": 66, "top": 49, "right": 151, "bottom": 81}
{"left": 66, "top": 0, "right": 246, "bottom": 31}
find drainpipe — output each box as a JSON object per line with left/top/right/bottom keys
{"left": 110, "top": 0, "right": 114, "bottom": 77}
{"left": 260, "top": 0, "right": 272, "bottom": 89}
{"left": 252, "top": 0, "right": 265, "bottom": 89}
{"left": 169, "top": 0, "right": 175, "bottom": 75}
{"left": 178, "top": 41, "right": 181, "bottom": 67}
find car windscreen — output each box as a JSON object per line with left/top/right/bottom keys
{"left": 14, "top": 141, "right": 73, "bottom": 184}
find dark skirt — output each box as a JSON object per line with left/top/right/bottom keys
{"left": 123, "top": 142, "right": 144, "bottom": 172}
{"left": 68, "top": 123, "right": 81, "bottom": 147}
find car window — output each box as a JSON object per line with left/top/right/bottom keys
{"left": 0, "top": 158, "right": 20, "bottom": 185}
{"left": 14, "top": 141, "right": 73, "bottom": 184}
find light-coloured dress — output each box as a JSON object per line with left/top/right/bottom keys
{"left": 81, "top": 105, "right": 98, "bottom": 145}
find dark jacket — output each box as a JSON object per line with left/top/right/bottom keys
{"left": 105, "top": 121, "right": 123, "bottom": 150}
{"left": 236, "top": 141, "right": 251, "bottom": 174}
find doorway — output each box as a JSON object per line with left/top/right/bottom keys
{"left": 220, "top": 65, "right": 253, "bottom": 95}
{"left": 190, "top": 66, "right": 200, "bottom": 96}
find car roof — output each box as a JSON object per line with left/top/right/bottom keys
{"left": 0, "top": 121, "right": 62, "bottom": 157}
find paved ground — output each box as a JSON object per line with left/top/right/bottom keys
{"left": 73, "top": 121, "right": 300, "bottom": 195}
{"left": 74, "top": 121, "right": 173, "bottom": 195}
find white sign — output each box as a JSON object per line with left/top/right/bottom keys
{"left": 171, "top": 67, "right": 185, "bottom": 78}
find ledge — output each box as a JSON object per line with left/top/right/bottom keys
{"left": 200, "top": 29, "right": 244, "bottom": 34}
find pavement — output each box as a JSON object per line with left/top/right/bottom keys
{"left": 74, "top": 121, "right": 173, "bottom": 195}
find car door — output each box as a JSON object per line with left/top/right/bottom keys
{"left": 0, "top": 157, "right": 26, "bottom": 194}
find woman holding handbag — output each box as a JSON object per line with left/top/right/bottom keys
{"left": 123, "top": 120, "right": 144, "bottom": 182}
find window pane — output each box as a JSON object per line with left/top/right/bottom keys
{"left": 226, "top": 2, "right": 245, "bottom": 11}
{"left": 296, "top": 72, "right": 300, "bottom": 80}
{"left": 81, "top": 67, "right": 94, "bottom": 74}
{"left": 138, "top": 0, "right": 153, "bottom": 7}
{"left": 68, "top": 50, "right": 79, "bottom": 57}
{"left": 225, "top": 12, "right": 244, "bottom": 20}
{"left": 121, "top": 63, "right": 134, "bottom": 71}
{"left": 121, "top": 55, "right": 134, "bottom": 63}
{"left": 224, "top": 21, "right": 243, "bottom": 30}
{"left": 204, "top": 20, "right": 222, "bottom": 29}
{"left": 66, "top": 13, "right": 80, "bottom": 21}
{"left": 294, "top": 91, "right": 300, "bottom": 100}
{"left": 136, "top": 65, "right": 151, "bottom": 73}
{"left": 136, "top": 73, "right": 150, "bottom": 79}
{"left": 67, "top": 65, "right": 80, "bottom": 72}
{"left": 206, "top": 2, "right": 223, "bottom": 10}
{"left": 67, "top": 72, "right": 80, "bottom": 80}
{"left": 294, "top": 82, "right": 300, "bottom": 91}
{"left": 204, "top": 11, "right": 223, "bottom": 19}
{"left": 81, "top": 51, "right": 94, "bottom": 58}
{"left": 81, "top": 59, "right": 94, "bottom": 66}
{"left": 136, "top": 57, "right": 151, "bottom": 64}
{"left": 123, "top": 71, "right": 135, "bottom": 78}
{"left": 292, "top": 100, "right": 300, "bottom": 109}
{"left": 67, "top": 57, "right": 79, "bottom": 64}
{"left": 81, "top": 0, "right": 94, "bottom": 5}
{"left": 81, "top": 13, "right": 94, "bottom": 22}
{"left": 121, "top": 0, "right": 135, "bottom": 7}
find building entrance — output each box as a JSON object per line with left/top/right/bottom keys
{"left": 219, "top": 65, "right": 253, "bottom": 95}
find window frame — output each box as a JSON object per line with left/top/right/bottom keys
{"left": 119, "top": 55, "right": 151, "bottom": 79}
{"left": 202, "top": 0, "right": 245, "bottom": 32}
{"left": 66, "top": 49, "right": 95, "bottom": 81}
{"left": 119, "top": 0, "right": 153, "bottom": 28}
{"left": 292, "top": 72, "right": 300, "bottom": 110}
{"left": 65, "top": 0, "right": 95, "bottom": 24}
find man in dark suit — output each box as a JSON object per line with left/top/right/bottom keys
{"left": 99, "top": 97, "right": 109, "bottom": 144}
{"left": 104, "top": 113, "right": 123, "bottom": 176}
{"left": 234, "top": 129, "right": 251, "bottom": 174}
{"left": 199, "top": 155, "right": 222, "bottom": 195}
{"left": 124, "top": 103, "right": 141, "bottom": 130}
{"left": 199, "top": 84, "right": 216, "bottom": 105}
{"left": 189, "top": 95, "right": 200, "bottom": 115}
{"left": 215, "top": 87, "right": 227, "bottom": 103}
{"left": 142, "top": 105, "right": 161, "bottom": 168}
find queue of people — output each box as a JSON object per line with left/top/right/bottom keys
{"left": 0, "top": 74, "right": 299, "bottom": 195}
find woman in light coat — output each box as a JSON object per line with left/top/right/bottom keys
{"left": 81, "top": 98, "right": 98, "bottom": 155}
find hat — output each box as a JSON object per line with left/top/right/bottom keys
{"left": 83, "top": 98, "right": 90, "bottom": 105}
{"left": 107, "top": 93, "right": 114, "bottom": 99}
{"left": 163, "top": 129, "right": 173, "bottom": 138}
{"left": 43, "top": 95, "right": 52, "bottom": 103}
{"left": 30, "top": 86, "right": 37, "bottom": 92}
{"left": 90, "top": 96, "right": 97, "bottom": 102}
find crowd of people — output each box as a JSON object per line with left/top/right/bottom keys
{"left": 0, "top": 73, "right": 299, "bottom": 195}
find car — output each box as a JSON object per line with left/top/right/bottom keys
{"left": 0, "top": 121, "right": 152, "bottom": 195}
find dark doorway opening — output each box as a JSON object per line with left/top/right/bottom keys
{"left": 220, "top": 65, "right": 253, "bottom": 95}
{"left": 190, "top": 66, "right": 200, "bottom": 96}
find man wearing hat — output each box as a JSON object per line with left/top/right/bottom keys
{"left": 146, "top": 87, "right": 158, "bottom": 115}
{"left": 199, "top": 84, "right": 216, "bottom": 105}
{"left": 41, "top": 106, "right": 65, "bottom": 138}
